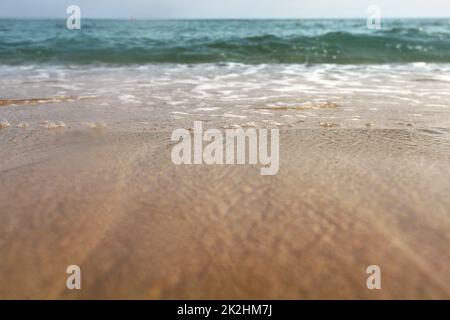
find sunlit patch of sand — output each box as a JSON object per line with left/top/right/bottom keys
{"left": 0, "top": 95, "right": 95, "bottom": 107}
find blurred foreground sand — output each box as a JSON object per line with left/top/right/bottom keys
{"left": 0, "top": 128, "right": 449, "bottom": 299}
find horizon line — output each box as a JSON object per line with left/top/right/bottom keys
{"left": 0, "top": 16, "right": 449, "bottom": 20}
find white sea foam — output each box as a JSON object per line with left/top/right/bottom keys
{"left": 41, "top": 121, "right": 67, "bottom": 129}
{"left": 196, "top": 107, "right": 221, "bottom": 112}
{"left": 223, "top": 113, "right": 247, "bottom": 119}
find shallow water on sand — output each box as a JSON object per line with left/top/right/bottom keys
{"left": 0, "top": 63, "right": 449, "bottom": 299}
{"left": 0, "top": 63, "right": 450, "bottom": 134}
{"left": 0, "top": 128, "right": 449, "bottom": 299}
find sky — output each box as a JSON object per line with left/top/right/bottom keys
{"left": 0, "top": 0, "right": 449, "bottom": 19}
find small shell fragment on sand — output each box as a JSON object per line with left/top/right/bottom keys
{"left": 86, "top": 122, "right": 107, "bottom": 129}
{"left": 17, "top": 122, "right": 29, "bottom": 128}
{"left": 0, "top": 119, "right": 11, "bottom": 129}
{"left": 319, "top": 122, "right": 340, "bottom": 128}
{"left": 242, "top": 122, "right": 257, "bottom": 128}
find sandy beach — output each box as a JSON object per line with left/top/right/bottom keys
{"left": 1, "top": 111, "right": 450, "bottom": 299}
{"left": 2, "top": 6, "right": 450, "bottom": 306}
{"left": 0, "top": 58, "right": 450, "bottom": 299}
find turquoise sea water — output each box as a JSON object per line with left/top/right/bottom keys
{"left": 0, "top": 19, "right": 450, "bottom": 65}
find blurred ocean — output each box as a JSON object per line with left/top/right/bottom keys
{"left": 1, "top": 19, "right": 450, "bottom": 65}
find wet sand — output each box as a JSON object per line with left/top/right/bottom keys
{"left": 0, "top": 126, "right": 449, "bottom": 299}
{"left": 1, "top": 64, "right": 450, "bottom": 299}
